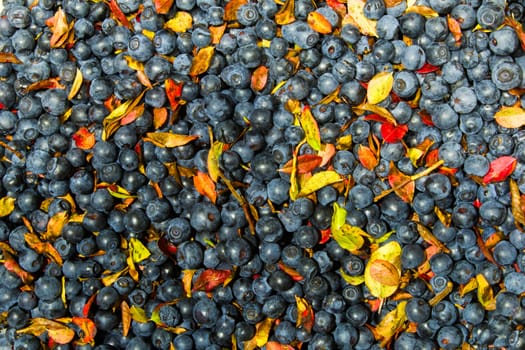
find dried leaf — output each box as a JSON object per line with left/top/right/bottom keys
{"left": 25, "top": 78, "right": 65, "bottom": 93}
{"left": 154, "top": 0, "right": 174, "bottom": 14}
{"left": 251, "top": 65, "right": 269, "bottom": 92}
{"left": 164, "top": 11, "right": 193, "bottom": 32}
{"left": 358, "top": 103, "right": 397, "bottom": 125}
{"left": 381, "top": 123, "right": 408, "bottom": 143}
{"left": 298, "top": 170, "right": 342, "bottom": 196}
{"left": 190, "top": 46, "right": 215, "bottom": 77}
{"left": 278, "top": 262, "right": 304, "bottom": 282}
{"left": 319, "top": 143, "right": 336, "bottom": 167}
{"left": 82, "top": 293, "right": 97, "bottom": 318}
{"left": 388, "top": 162, "right": 415, "bottom": 203}
{"left": 101, "top": 268, "right": 127, "bottom": 286}
{"left": 384, "top": 0, "right": 403, "bottom": 7}
{"left": 364, "top": 241, "right": 402, "bottom": 299}
{"left": 373, "top": 301, "right": 407, "bottom": 347}
{"left": 47, "top": 8, "right": 73, "bottom": 48}
{"left": 476, "top": 274, "right": 496, "bottom": 310}
{"left": 494, "top": 106, "right": 525, "bottom": 128}
{"left": 165, "top": 78, "right": 184, "bottom": 111}
{"left": 447, "top": 15, "right": 462, "bottom": 42}
{"left": 429, "top": 280, "right": 454, "bottom": 306}
{"left": 144, "top": 132, "right": 198, "bottom": 148}
{"left": 25, "top": 233, "right": 63, "bottom": 265}
{"left": 416, "top": 222, "right": 450, "bottom": 253}
{"left": 129, "top": 238, "right": 151, "bottom": 263}
{"left": 44, "top": 211, "right": 69, "bottom": 240}
{"left": 504, "top": 16, "right": 525, "bottom": 51}
{"left": 153, "top": 107, "right": 168, "bottom": 129}
{"left": 0, "top": 197, "right": 15, "bottom": 217}
{"left": 71, "top": 317, "right": 96, "bottom": 344}
{"left": 266, "top": 342, "right": 295, "bottom": 350}
{"left": 192, "top": 269, "right": 232, "bottom": 292}
{"left": 224, "top": 0, "right": 248, "bottom": 21}
{"left": 510, "top": 180, "right": 525, "bottom": 228}
{"left": 102, "top": 89, "right": 146, "bottom": 140}
{"left": 369, "top": 259, "right": 400, "bottom": 286}
{"left": 194, "top": 171, "right": 217, "bottom": 203}
{"left": 18, "top": 318, "right": 74, "bottom": 344}
{"left": 182, "top": 269, "right": 197, "bottom": 297}
{"left": 367, "top": 71, "right": 393, "bottom": 104}
{"left": 210, "top": 24, "right": 227, "bottom": 44}
{"left": 124, "top": 56, "right": 144, "bottom": 71}
{"left": 72, "top": 127, "right": 95, "bottom": 150}
{"left": 405, "top": 5, "right": 439, "bottom": 17}
{"left": 279, "top": 154, "right": 323, "bottom": 174}
{"left": 296, "top": 296, "right": 314, "bottom": 332}
{"left": 482, "top": 156, "right": 517, "bottom": 184}
{"left": 275, "top": 0, "right": 295, "bottom": 25}
{"left": 108, "top": 0, "right": 131, "bottom": 29}
{"left": 326, "top": 0, "right": 347, "bottom": 17}
{"left": 3, "top": 249, "right": 34, "bottom": 284}
{"left": 416, "top": 62, "right": 440, "bottom": 74}
{"left": 67, "top": 68, "right": 83, "bottom": 100}
{"left": 358, "top": 145, "right": 379, "bottom": 170}
{"left": 344, "top": 0, "right": 377, "bottom": 36}
{"left": 120, "top": 104, "right": 145, "bottom": 125}
{"left": 121, "top": 301, "right": 131, "bottom": 337}
{"left": 307, "top": 11, "right": 333, "bottom": 34}
{"left": 336, "top": 134, "right": 353, "bottom": 150}
{"left": 0, "top": 52, "right": 22, "bottom": 64}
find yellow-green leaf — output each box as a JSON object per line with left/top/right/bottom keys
{"left": 208, "top": 140, "right": 223, "bottom": 182}
{"left": 332, "top": 224, "right": 366, "bottom": 251}
{"left": 190, "top": 46, "right": 215, "bottom": 77}
{"left": 494, "top": 106, "right": 525, "bottom": 129}
{"left": 373, "top": 301, "right": 407, "bottom": 347}
{"left": 129, "top": 305, "right": 149, "bottom": 323}
{"left": 345, "top": 0, "right": 377, "bottom": 36}
{"left": 476, "top": 274, "right": 496, "bottom": 310}
{"left": 340, "top": 269, "right": 365, "bottom": 285}
{"left": 331, "top": 202, "right": 347, "bottom": 231}
{"left": 298, "top": 170, "right": 342, "bottom": 196}
{"left": 299, "top": 106, "right": 321, "bottom": 151}
{"left": 164, "top": 11, "right": 193, "bottom": 32}
{"left": 129, "top": 238, "right": 151, "bottom": 263}
{"left": 365, "top": 241, "right": 402, "bottom": 299}
{"left": 0, "top": 197, "right": 15, "bottom": 217}
{"left": 367, "top": 71, "right": 393, "bottom": 104}
{"left": 144, "top": 132, "right": 198, "bottom": 148}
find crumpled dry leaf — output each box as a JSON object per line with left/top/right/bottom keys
{"left": 344, "top": 0, "right": 377, "bottom": 36}
{"left": 144, "top": 132, "right": 199, "bottom": 148}
{"left": 189, "top": 46, "right": 215, "bottom": 77}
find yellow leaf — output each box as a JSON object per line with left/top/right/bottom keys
{"left": 299, "top": 106, "right": 321, "bottom": 151}
{"left": 124, "top": 55, "right": 145, "bottom": 71}
{"left": 476, "top": 274, "right": 496, "bottom": 310}
{"left": 344, "top": 0, "right": 377, "bottom": 36}
{"left": 365, "top": 241, "right": 402, "bottom": 299}
{"left": 367, "top": 71, "right": 393, "bottom": 104}
{"left": 189, "top": 46, "right": 215, "bottom": 77}
{"left": 164, "top": 11, "right": 193, "bottom": 32}
{"left": 340, "top": 269, "right": 365, "bottom": 285}
{"left": 336, "top": 134, "right": 353, "bottom": 150}
{"left": 429, "top": 280, "right": 454, "bottom": 306}
{"left": 44, "top": 211, "right": 69, "bottom": 240}
{"left": 369, "top": 259, "right": 400, "bottom": 286}
{"left": 331, "top": 202, "right": 347, "bottom": 231}
{"left": 405, "top": 5, "right": 439, "bottom": 17}
{"left": 67, "top": 68, "right": 83, "bottom": 100}
{"left": 0, "top": 197, "right": 15, "bottom": 217}
{"left": 107, "top": 185, "right": 136, "bottom": 199}
{"left": 459, "top": 277, "right": 478, "bottom": 296}
{"left": 494, "top": 106, "right": 525, "bottom": 128}
{"left": 298, "top": 170, "right": 342, "bottom": 196}
{"left": 373, "top": 301, "right": 407, "bottom": 347}
{"left": 129, "top": 305, "right": 149, "bottom": 323}
{"left": 144, "top": 132, "right": 199, "bottom": 148}
{"left": 102, "top": 89, "right": 147, "bottom": 140}
{"left": 275, "top": 0, "right": 295, "bottom": 25}
{"left": 18, "top": 318, "right": 74, "bottom": 344}
{"left": 129, "top": 238, "right": 151, "bottom": 263}
{"left": 101, "top": 268, "right": 128, "bottom": 286}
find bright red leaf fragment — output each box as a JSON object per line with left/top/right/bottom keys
{"left": 416, "top": 62, "right": 440, "bottom": 74}
{"left": 192, "top": 269, "right": 232, "bottom": 292}
{"left": 381, "top": 123, "right": 408, "bottom": 143}
{"left": 165, "top": 79, "right": 184, "bottom": 111}
{"left": 483, "top": 156, "right": 517, "bottom": 184}
{"left": 72, "top": 127, "right": 95, "bottom": 150}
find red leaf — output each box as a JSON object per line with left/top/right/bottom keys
{"left": 416, "top": 62, "right": 440, "bottom": 74}
{"left": 165, "top": 79, "right": 183, "bottom": 111}
{"left": 108, "top": 0, "right": 131, "bottom": 29}
{"left": 419, "top": 110, "right": 434, "bottom": 126}
{"left": 380, "top": 123, "right": 408, "bottom": 143}
{"left": 483, "top": 156, "right": 517, "bottom": 184}
{"left": 319, "top": 228, "right": 331, "bottom": 244}
{"left": 279, "top": 154, "right": 322, "bottom": 174}
{"left": 72, "top": 127, "right": 95, "bottom": 150}
{"left": 192, "top": 269, "right": 232, "bottom": 292}
{"left": 82, "top": 293, "right": 98, "bottom": 318}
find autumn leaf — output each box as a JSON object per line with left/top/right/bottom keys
{"left": 129, "top": 238, "right": 151, "bottom": 263}
{"left": 153, "top": 107, "right": 168, "bottom": 129}
{"left": 67, "top": 68, "right": 83, "bottom": 100}
{"left": 503, "top": 16, "right": 525, "bottom": 51}
{"left": 319, "top": 143, "right": 336, "bottom": 167}
{"left": 416, "top": 62, "right": 440, "bottom": 74}
{"left": 266, "top": 342, "right": 295, "bottom": 350}
{"left": 381, "top": 123, "right": 408, "bottom": 143}
{"left": 372, "top": 301, "right": 407, "bottom": 347}
{"left": 210, "top": 24, "right": 227, "bottom": 44}
{"left": 275, "top": 0, "right": 295, "bottom": 25}
{"left": 25, "top": 78, "right": 65, "bottom": 93}
{"left": 3, "top": 250, "right": 34, "bottom": 284}
{"left": 482, "top": 156, "right": 517, "bottom": 184}
{"left": 182, "top": 269, "right": 197, "bottom": 297}
{"left": 129, "top": 305, "right": 149, "bottom": 323}
{"left": 510, "top": 180, "right": 525, "bottom": 228}
{"left": 295, "top": 296, "right": 314, "bottom": 332}
{"left": 120, "top": 104, "right": 145, "bottom": 125}
{"left": 0, "top": 197, "right": 15, "bottom": 217}
{"left": 365, "top": 241, "right": 402, "bottom": 298}
{"left": 279, "top": 154, "right": 323, "bottom": 174}
{"left": 447, "top": 15, "right": 462, "bottom": 42}
{"left": 299, "top": 106, "right": 321, "bottom": 151}
{"left": 102, "top": 89, "right": 147, "bottom": 140}
{"left": 190, "top": 46, "right": 215, "bottom": 77}
{"left": 331, "top": 203, "right": 366, "bottom": 251}
{"left": 72, "top": 127, "right": 95, "bottom": 150}
{"left": 164, "top": 11, "right": 193, "bottom": 32}
{"left": 108, "top": 0, "right": 131, "bottom": 29}
{"left": 307, "top": 11, "right": 333, "bottom": 34}
{"left": 344, "top": 0, "right": 377, "bottom": 36}
{"left": 121, "top": 301, "right": 131, "bottom": 337}
{"left": 71, "top": 317, "right": 97, "bottom": 344}
{"left": 18, "top": 318, "right": 75, "bottom": 345}
{"left": 25, "top": 233, "right": 63, "bottom": 265}
{"left": 0, "top": 52, "right": 22, "bottom": 64}
{"left": 358, "top": 145, "right": 379, "bottom": 170}
{"left": 144, "top": 132, "right": 198, "bottom": 148}
{"left": 224, "top": 0, "right": 248, "bottom": 21}
{"left": 387, "top": 162, "right": 415, "bottom": 203}
{"left": 278, "top": 261, "right": 304, "bottom": 281}
{"left": 154, "top": 0, "right": 174, "bottom": 14}
{"left": 494, "top": 106, "right": 525, "bottom": 128}
{"left": 192, "top": 269, "right": 232, "bottom": 292}
{"left": 47, "top": 8, "right": 73, "bottom": 48}
{"left": 384, "top": 0, "right": 403, "bottom": 7}
{"left": 416, "top": 222, "right": 451, "bottom": 253}
{"left": 251, "top": 65, "right": 269, "bottom": 92}
{"left": 405, "top": 5, "right": 439, "bottom": 17}
{"left": 340, "top": 269, "right": 365, "bottom": 285}
{"left": 298, "top": 170, "right": 342, "bottom": 196}
{"left": 367, "top": 71, "right": 393, "bottom": 104}
{"left": 194, "top": 171, "right": 217, "bottom": 203}
{"left": 476, "top": 274, "right": 496, "bottom": 310}
{"left": 358, "top": 103, "right": 397, "bottom": 125}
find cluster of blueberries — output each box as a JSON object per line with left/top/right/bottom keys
{"left": 2, "top": 0, "right": 525, "bottom": 349}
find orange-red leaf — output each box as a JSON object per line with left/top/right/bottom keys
{"left": 251, "top": 65, "right": 269, "bottom": 92}
{"left": 447, "top": 15, "right": 462, "bottom": 43}
{"left": 4, "top": 254, "right": 33, "bottom": 284}
{"left": 381, "top": 123, "right": 408, "bottom": 143}
{"left": 416, "top": 62, "right": 440, "bottom": 74}
{"left": 388, "top": 162, "right": 414, "bottom": 203}
{"left": 326, "top": 0, "right": 347, "bottom": 17}
{"left": 266, "top": 342, "right": 295, "bottom": 350}
{"left": 295, "top": 296, "right": 314, "bottom": 332}
{"left": 24, "top": 233, "right": 63, "bottom": 265}
{"left": 224, "top": 0, "right": 248, "bottom": 21}
{"left": 358, "top": 145, "right": 378, "bottom": 170}
{"left": 279, "top": 154, "right": 322, "bottom": 174}
{"left": 278, "top": 262, "right": 304, "bottom": 281}
{"left": 154, "top": 0, "right": 174, "bottom": 14}
{"left": 307, "top": 12, "right": 333, "bottom": 34}
{"left": 108, "top": 0, "right": 131, "bottom": 29}
{"left": 192, "top": 269, "right": 232, "bottom": 292}
{"left": 194, "top": 171, "right": 217, "bottom": 203}
{"left": 0, "top": 52, "right": 22, "bottom": 64}
{"left": 153, "top": 107, "right": 168, "bottom": 129}
{"left": 319, "top": 143, "right": 336, "bottom": 167}
{"left": 165, "top": 79, "right": 183, "bottom": 111}
{"left": 483, "top": 156, "right": 517, "bottom": 184}
{"left": 82, "top": 293, "right": 98, "bottom": 318}
{"left": 71, "top": 317, "right": 97, "bottom": 344}
{"left": 72, "top": 127, "right": 95, "bottom": 150}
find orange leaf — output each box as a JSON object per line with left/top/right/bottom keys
{"left": 72, "top": 127, "right": 95, "bottom": 150}
{"left": 48, "top": 327, "right": 76, "bottom": 345}
{"left": 266, "top": 342, "right": 295, "bottom": 350}
{"left": 416, "top": 222, "right": 451, "bottom": 254}
{"left": 165, "top": 79, "right": 184, "bottom": 111}
{"left": 504, "top": 16, "right": 525, "bottom": 51}
{"left": 190, "top": 46, "right": 215, "bottom": 77}
{"left": 194, "top": 171, "right": 217, "bottom": 203}
{"left": 192, "top": 269, "right": 232, "bottom": 292}
{"left": 144, "top": 132, "right": 198, "bottom": 148}
{"left": 483, "top": 156, "right": 517, "bottom": 184}
{"left": 224, "top": 0, "right": 248, "bottom": 21}
{"left": 47, "top": 8, "right": 72, "bottom": 48}
{"left": 369, "top": 259, "right": 400, "bottom": 286}
{"left": 0, "top": 52, "right": 22, "bottom": 64}
{"left": 153, "top": 107, "right": 168, "bottom": 129}
{"left": 251, "top": 65, "right": 269, "bottom": 92}
{"left": 44, "top": 211, "right": 69, "bottom": 241}
{"left": 18, "top": 318, "right": 74, "bottom": 344}
{"left": 182, "top": 269, "right": 197, "bottom": 297}
{"left": 319, "top": 143, "right": 336, "bottom": 167}
{"left": 108, "top": 0, "right": 131, "bottom": 29}
{"left": 358, "top": 145, "right": 378, "bottom": 170}
{"left": 510, "top": 179, "right": 525, "bottom": 228}
{"left": 307, "top": 12, "right": 333, "bottom": 34}
{"left": 24, "top": 233, "right": 63, "bottom": 265}
{"left": 278, "top": 261, "right": 304, "bottom": 281}
{"left": 275, "top": 0, "right": 296, "bottom": 25}
{"left": 279, "top": 154, "right": 323, "bottom": 174}
{"left": 384, "top": 0, "right": 403, "bottom": 7}
{"left": 4, "top": 253, "right": 33, "bottom": 284}
{"left": 210, "top": 24, "right": 227, "bottom": 44}
{"left": 326, "top": 0, "right": 347, "bottom": 17}
{"left": 121, "top": 301, "right": 131, "bottom": 337}
{"left": 120, "top": 104, "right": 145, "bottom": 125}
{"left": 25, "top": 78, "right": 65, "bottom": 93}
{"left": 154, "top": 0, "right": 174, "bottom": 14}
{"left": 295, "top": 296, "right": 314, "bottom": 332}
{"left": 387, "top": 162, "right": 414, "bottom": 203}
{"left": 447, "top": 15, "right": 462, "bottom": 43}
{"left": 71, "top": 317, "right": 97, "bottom": 344}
